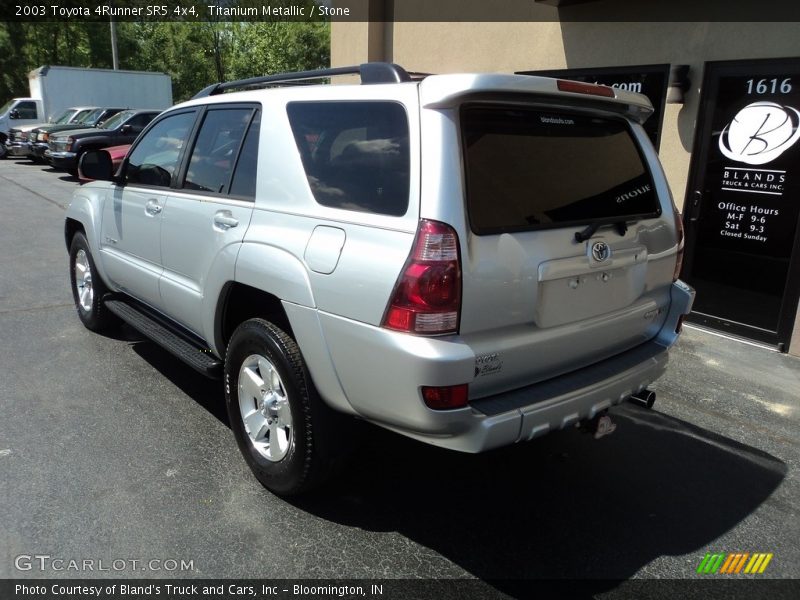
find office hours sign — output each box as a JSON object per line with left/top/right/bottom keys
{"left": 713, "top": 75, "right": 800, "bottom": 254}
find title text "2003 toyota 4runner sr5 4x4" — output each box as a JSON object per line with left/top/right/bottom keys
{"left": 67, "top": 63, "right": 694, "bottom": 495}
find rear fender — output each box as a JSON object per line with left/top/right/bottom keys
{"left": 234, "top": 242, "right": 315, "bottom": 308}
{"left": 231, "top": 245, "right": 356, "bottom": 413}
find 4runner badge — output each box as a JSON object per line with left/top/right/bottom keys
{"left": 591, "top": 241, "right": 611, "bottom": 262}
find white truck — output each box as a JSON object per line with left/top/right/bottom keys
{"left": 0, "top": 66, "right": 172, "bottom": 157}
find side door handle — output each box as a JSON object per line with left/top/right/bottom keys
{"left": 145, "top": 199, "right": 162, "bottom": 216}
{"left": 214, "top": 210, "right": 239, "bottom": 230}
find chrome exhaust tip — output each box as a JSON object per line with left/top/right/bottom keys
{"left": 628, "top": 389, "right": 656, "bottom": 409}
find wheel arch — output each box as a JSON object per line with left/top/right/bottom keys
{"left": 215, "top": 282, "right": 294, "bottom": 353}
{"left": 214, "top": 242, "right": 316, "bottom": 354}
{"left": 214, "top": 282, "right": 354, "bottom": 416}
{"left": 64, "top": 192, "right": 100, "bottom": 249}
{"left": 64, "top": 188, "right": 113, "bottom": 288}
{"left": 64, "top": 217, "right": 85, "bottom": 250}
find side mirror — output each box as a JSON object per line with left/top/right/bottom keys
{"left": 79, "top": 150, "right": 116, "bottom": 182}
{"left": 9, "top": 109, "right": 20, "bottom": 119}
{"left": 120, "top": 124, "right": 132, "bottom": 134}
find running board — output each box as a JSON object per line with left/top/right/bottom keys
{"left": 104, "top": 297, "right": 222, "bottom": 378}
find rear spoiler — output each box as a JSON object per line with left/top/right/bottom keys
{"left": 419, "top": 73, "right": 654, "bottom": 124}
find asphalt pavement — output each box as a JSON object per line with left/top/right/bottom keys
{"left": 1, "top": 158, "right": 798, "bottom": 598}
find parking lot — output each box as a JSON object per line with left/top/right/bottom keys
{"left": 1, "top": 158, "right": 799, "bottom": 597}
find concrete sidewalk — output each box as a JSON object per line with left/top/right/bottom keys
{"left": 658, "top": 324, "right": 799, "bottom": 454}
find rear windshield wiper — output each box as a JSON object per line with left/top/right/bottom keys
{"left": 574, "top": 220, "right": 628, "bottom": 243}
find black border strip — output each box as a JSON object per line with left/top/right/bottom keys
{"left": 2, "top": 578, "right": 800, "bottom": 600}
{"left": 3, "top": 0, "right": 800, "bottom": 23}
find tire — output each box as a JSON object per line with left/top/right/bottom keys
{"left": 68, "top": 150, "right": 84, "bottom": 178}
{"left": 69, "top": 232, "right": 117, "bottom": 331}
{"left": 224, "top": 318, "right": 346, "bottom": 496}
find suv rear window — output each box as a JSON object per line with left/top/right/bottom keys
{"left": 287, "top": 101, "right": 410, "bottom": 217}
{"left": 461, "top": 105, "right": 660, "bottom": 234}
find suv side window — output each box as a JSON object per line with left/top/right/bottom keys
{"left": 125, "top": 111, "right": 196, "bottom": 188}
{"left": 287, "top": 101, "right": 410, "bottom": 217}
{"left": 229, "top": 111, "right": 261, "bottom": 200}
{"left": 183, "top": 107, "right": 255, "bottom": 195}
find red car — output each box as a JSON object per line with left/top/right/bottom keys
{"left": 78, "top": 144, "right": 130, "bottom": 183}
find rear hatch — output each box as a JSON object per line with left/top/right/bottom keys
{"left": 419, "top": 75, "right": 678, "bottom": 399}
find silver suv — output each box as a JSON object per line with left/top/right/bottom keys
{"left": 67, "top": 63, "right": 694, "bottom": 495}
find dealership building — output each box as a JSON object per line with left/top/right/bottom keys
{"left": 332, "top": 0, "right": 800, "bottom": 356}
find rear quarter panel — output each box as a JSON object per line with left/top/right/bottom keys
{"left": 246, "top": 84, "right": 422, "bottom": 326}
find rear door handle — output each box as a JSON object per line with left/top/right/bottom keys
{"left": 145, "top": 199, "right": 162, "bottom": 216}
{"left": 214, "top": 211, "right": 239, "bottom": 230}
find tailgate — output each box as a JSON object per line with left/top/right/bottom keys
{"left": 454, "top": 102, "right": 677, "bottom": 398}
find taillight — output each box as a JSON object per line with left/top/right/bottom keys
{"left": 673, "top": 209, "right": 685, "bottom": 282}
{"left": 382, "top": 219, "right": 462, "bottom": 335}
{"left": 557, "top": 79, "right": 616, "bottom": 97}
{"left": 421, "top": 384, "right": 469, "bottom": 410}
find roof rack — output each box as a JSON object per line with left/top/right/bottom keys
{"left": 192, "top": 62, "right": 412, "bottom": 99}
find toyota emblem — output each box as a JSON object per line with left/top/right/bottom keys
{"left": 591, "top": 241, "right": 611, "bottom": 262}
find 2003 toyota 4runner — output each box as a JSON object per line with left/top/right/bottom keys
{"left": 66, "top": 63, "right": 694, "bottom": 495}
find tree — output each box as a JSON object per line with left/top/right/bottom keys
{"left": 0, "top": 19, "right": 330, "bottom": 104}
{"left": 227, "top": 21, "right": 329, "bottom": 80}
{"left": 0, "top": 22, "right": 30, "bottom": 99}
{"left": 123, "top": 22, "right": 220, "bottom": 101}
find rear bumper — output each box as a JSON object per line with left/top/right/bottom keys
{"left": 452, "top": 280, "right": 694, "bottom": 451}
{"left": 312, "top": 280, "right": 694, "bottom": 453}
{"left": 463, "top": 339, "right": 669, "bottom": 450}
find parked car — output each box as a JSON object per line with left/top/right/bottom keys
{"left": 29, "top": 107, "right": 125, "bottom": 163}
{"left": 78, "top": 143, "right": 130, "bottom": 183}
{"left": 48, "top": 109, "right": 160, "bottom": 175}
{"left": 67, "top": 63, "right": 694, "bottom": 496}
{"left": 4, "top": 106, "right": 94, "bottom": 159}
{"left": 0, "top": 66, "right": 172, "bottom": 155}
